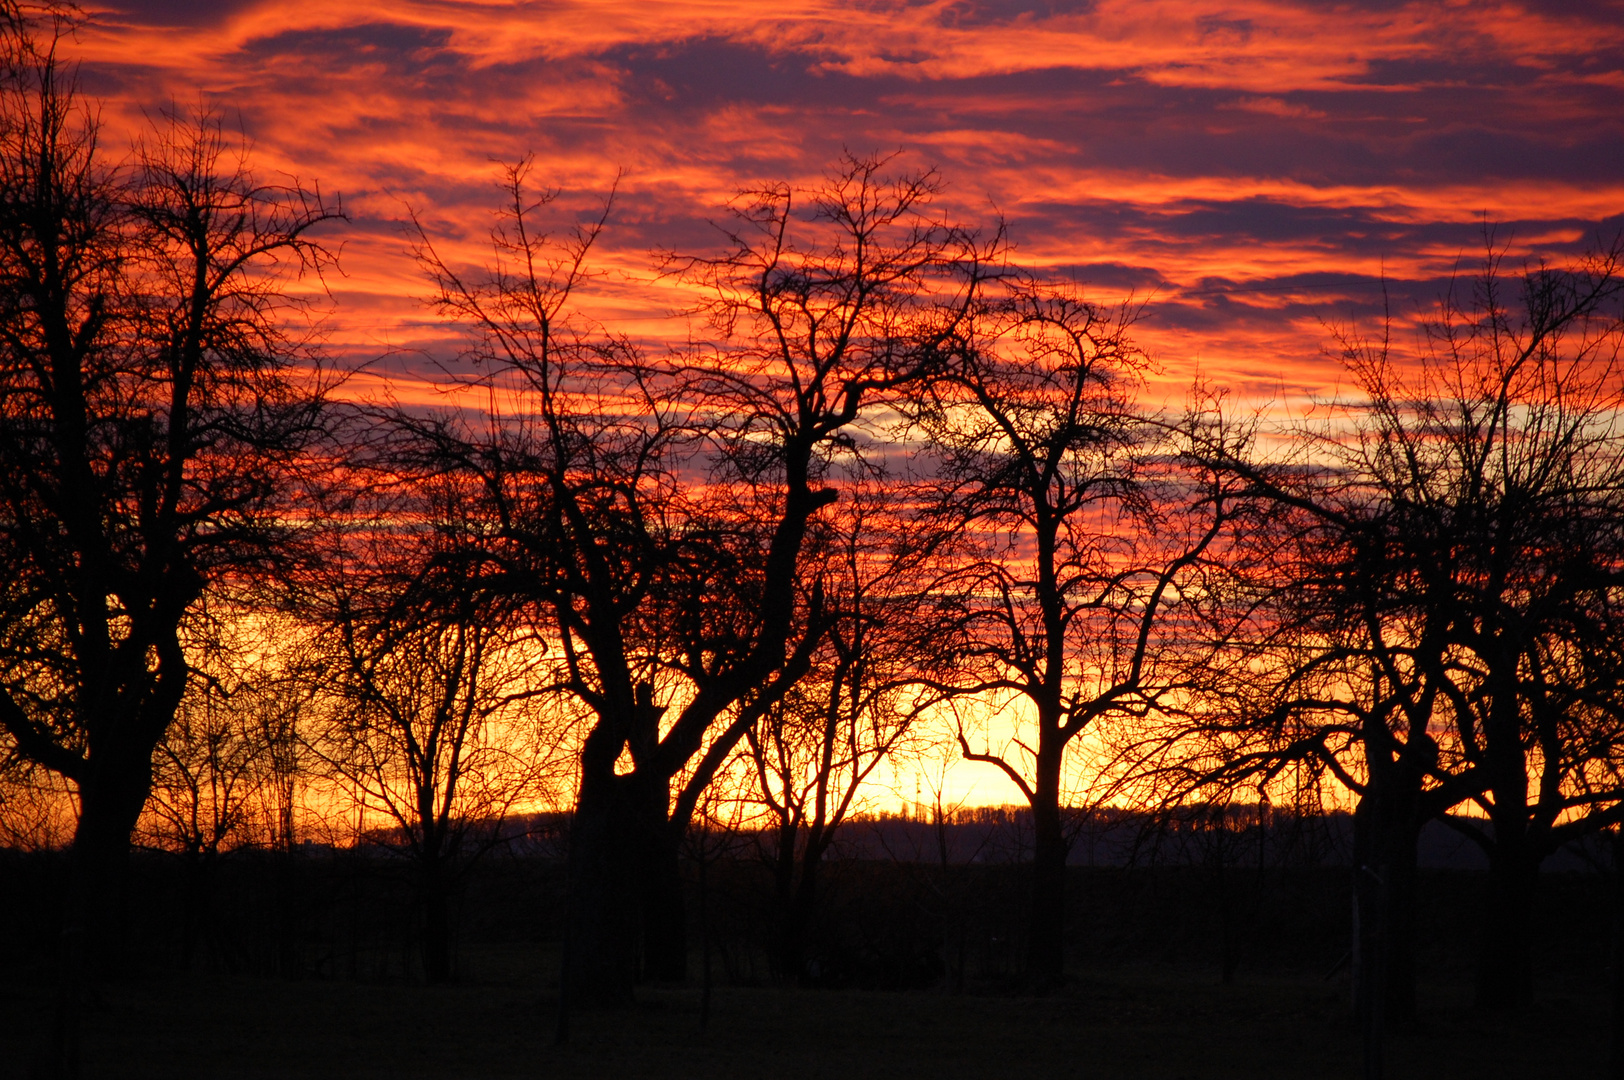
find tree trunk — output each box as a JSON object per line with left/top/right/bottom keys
{"left": 1352, "top": 790, "right": 1387, "bottom": 1080}
{"left": 769, "top": 819, "right": 801, "bottom": 983}
{"left": 1611, "top": 828, "right": 1624, "bottom": 1080}
{"left": 39, "top": 757, "right": 153, "bottom": 1080}
{"left": 1026, "top": 783, "right": 1067, "bottom": 990}
{"left": 560, "top": 767, "right": 641, "bottom": 1011}
{"left": 420, "top": 857, "right": 454, "bottom": 984}
{"left": 1382, "top": 727, "right": 1435, "bottom": 1026}
{"left": 787, "top": 844, "right": 825, "bottom": 986}
{"left": 1476, "top": 842, "right": 1536, "bottom": 1012}
{"left": 769, "top": 822, "right": 830, "bottom": 986}
{"left": 699, "top": 843, "right": 713, "bottom": 1030}
{"left": 639, "top": 823, "right": 687, "bottom": 983}
{"left": 1381, "top": 818, "right": 1420, "bottom": 1024}
{"left": 1477, "top": 658, "right": 1535, "bottom": 1013}
{"left": 1353, "top": 716, "right": 1432, "bottom": 1059}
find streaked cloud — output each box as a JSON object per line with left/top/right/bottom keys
{"left": 76, "top": 0, "right": 1624, "bottom": 404}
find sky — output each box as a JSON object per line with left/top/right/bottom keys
{"left": 69, "top": 0, "right": 1624, "bottom": 807}
{"left": 71, "top": 0, "right": 1624, "bottom": 408}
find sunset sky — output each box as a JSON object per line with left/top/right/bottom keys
{"left": 65, "top": 0, "right": 1624, "bottom": 806}
{"left": 72, "top": 0, "right": 1624, "bottom": 410}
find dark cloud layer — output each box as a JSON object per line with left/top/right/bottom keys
{"left": 75, "top": 0, "right": 1624, "bottom": 400}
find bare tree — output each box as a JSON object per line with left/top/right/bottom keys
{"left": 399, "top": 160, "right": 693, "bottom": 1007}
{"left": 245, "top": 656, "right": 310, "bottom": 855}
{"left": 142, "top": 681, "right": 270, "bottom": 967}
{"left": 304, "top": 476, "right": 564, "bottom": 983}
{"left": 0, "top": 13, "right": 342, "bottom": 1071}
{"left": 404, "top": 153, "right": 998, "bottom": 1011}
{"left": 745, "top": 469, "right": 946, "bottom": 983}
{"left": 911, "top": 284, "right": 1253, "bottom": 987}
{"left": 135, "top": 612, "right": 317, "bottom": 965}
{"left": 1187, "top": 235, "right": 1624, "bottom": 1026}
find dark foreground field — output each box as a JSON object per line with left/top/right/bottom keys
{"left": 1, "top": 844, "right": 1615, "bottom": 1079}
{"left": 0, "top": 945, "right": 1607, "bottom": 1080}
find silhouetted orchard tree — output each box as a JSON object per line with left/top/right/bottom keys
{"left": 745, "top": 469, "right": 950, "bottom": 984}
{"left": 1188, "top": 237, "right": 1624, "bottom": 1024}
{"left": 0, "top": 11, "right": 341, "bottom": 1072}
{"left": 399, "top": 161, "right": 691, "bottom": 1009}
{"left": 136, "top": 625, "right": 312, "bottom": 966}
{"left": 403, "top": 154, "right": 1000, "bottom": 1011}
{"left": 304, "top": 476, "right": 563, "bottom": 983}
{"left": 143, "top": 628, "right": 311, "bottom": 857}
{"left": 141, "top": 673, "right": 280, "bottom": 968}
{"left": 247, "top": 654, "right": 309, "bottom": 855}
{"left": 139, "top": 610, "right": 309, "bottom": 839}
{"left": 911, "top": 284, "right": 1257, "bottom": 987}
{"left": 1164, "top": 447, "right": 1457, "bottom": 1038}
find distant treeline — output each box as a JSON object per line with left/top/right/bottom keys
{"left": 2, "top": 816, "right": 1611, "bottom": 998}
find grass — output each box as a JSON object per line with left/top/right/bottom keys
{"left": 0, "top": 944, "right": 1607, "bottom": 1079}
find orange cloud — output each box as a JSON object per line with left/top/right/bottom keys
{"left": 67, "top": 0, "right": 1624, "bottom": 412}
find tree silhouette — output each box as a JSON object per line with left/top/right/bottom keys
{"left": 912, "top": 283, "right": 1253, "bottom": 987}
{"left": 303, "top": 474, "right": 564, "bottom": 983}
{"left": 404, "top": 153, "right": 999, "bottom": 1011}
{"left": 1187, "top": 236, "right": 1624, "bottom": 1029}
{"left": 745, "top": 469, "right": 949, "bottom": 983}
{"left": 0, "top": 14, "right": 341, "bottom": 1072}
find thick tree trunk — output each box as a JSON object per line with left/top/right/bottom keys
{"left": 783, "top": 846, "right": 825, "bottom": 986}
{"left": 420, "top": 857, "right": 454, "bottom": 984}
{"left": 560, "top": 768, "right": 641, "bottom": 1011}
{"left": 1381, "top": 818, "right": 1420, "bottom": 1024}
{"left": 1476, "top": 843, "right": 1537, "bottom": 1012}
{"left": 698, "top": 845, "right": 713, "bottom": 1030}
{"left": 1354, "top": 721, "right": 1430, "bottom": 1057}
{"left": 1353, "top": 882, "right": 1385, "bottom": 1080}
{"left": 1611, "top": 829, "right": 1624, "bottom": 1080}
{"left": 1027, "top": 784, "right": 1068, "bottom": 989}
{"left": 769, "top": 820, "right": 801, "bottom": 983}
{"left": 1351, "top": 787, "right": 1389, "bottom": 1080}
{"left": 769, "top": 822, "right": 829, "bottom": 986}
{"left": 639, "top": 825, "right": 687, "bottom": 983}
{"left": 561, "top": 742, "right": 690, "bottom": 1018}
{"left": 39, "top": 757, "right": 153, "bottom": 1080}
{"left": 1477, "top": 659, "right": 1536, "bottom": 1013}
{"left": 1381, "top": 726, "right": 1435, "bottom": 1026}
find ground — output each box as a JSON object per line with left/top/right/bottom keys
{"left": 0, "top": 944, "right": 1605, "bottom": 1079}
